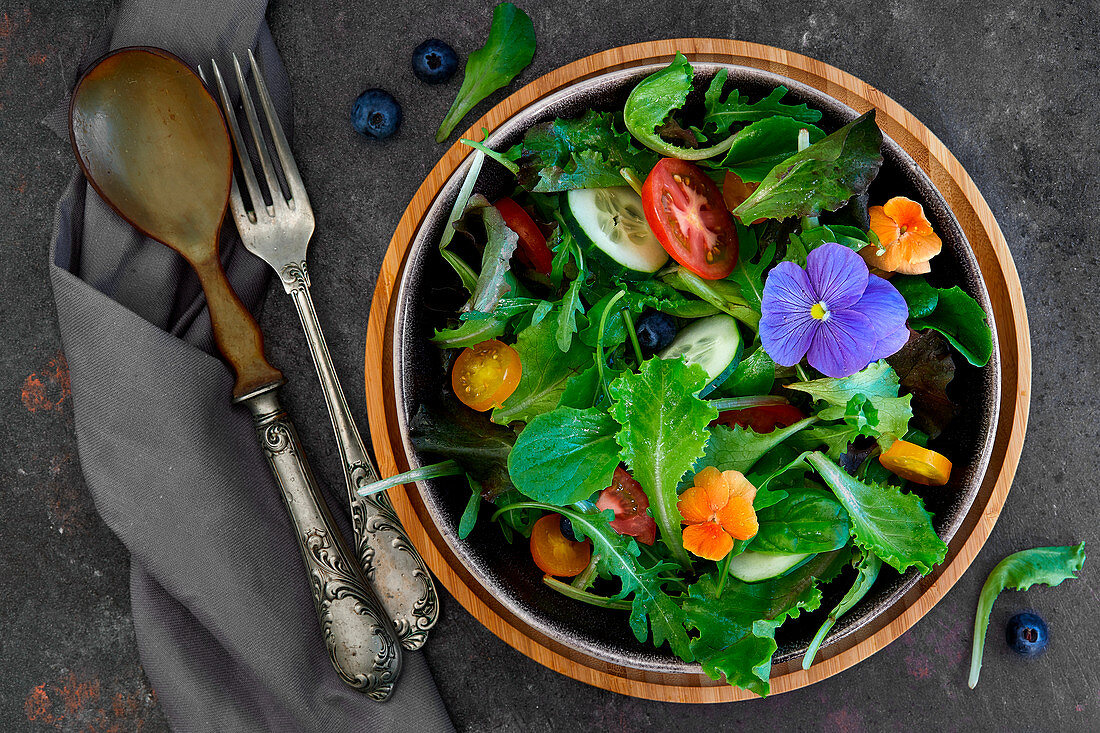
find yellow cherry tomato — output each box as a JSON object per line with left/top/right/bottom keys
{"left": 878, "top": 439, "right": 953, "bottom": 486}
{"left": 530, "top": 514, "right": 591, "bottom": 577}
{"left": 451, "top": 339, "right": 522, "bottom": 411}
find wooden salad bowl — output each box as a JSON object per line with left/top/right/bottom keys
{"left": 363, "top": 39, "right": 1031, "bottom": 702}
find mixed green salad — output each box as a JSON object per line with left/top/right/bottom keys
{"left": 408, "top": 54, "right": 994, "bottom": 696}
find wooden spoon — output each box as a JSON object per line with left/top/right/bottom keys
{"left": 68, "top": 46, "right": 402, "bottom": 699}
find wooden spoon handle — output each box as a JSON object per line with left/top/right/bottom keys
{"left": 191, "top": 254, "right": 284, "bottom": 400}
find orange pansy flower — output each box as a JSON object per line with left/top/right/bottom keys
{"left": 862, "top": 196, "right": 942, "bottom": 275}
{"left": 677, "top": 466, "right": 758, "bottom": 561}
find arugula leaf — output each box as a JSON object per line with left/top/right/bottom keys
{"left": 452, "top": 195, "right": 519, "bottom": 313}
{"left": 517, "top": 110, "right": 658, "bottom": 192}
{"left": 733, "top": 111, "right": 884, "bottom": 223}
{"left": 507, "top": 406, "right": 621, "bottom": 505}
{"left": 682, "top": 551, "right": 849, "bottom": 696}
{"left": 802, "top": 424, "right": 859, "bottom": 459}
{"left": 436, "top": 3, "right": 536, "bottom": 142}
{"left": 710, "top": 347, "right": 776, "bottom": 398}
{"left": 623, "top": 54, "right": 739, "bottom": 160}
{"left": 493, "top": 315, "right": 592, "bottom": 424}
{"left": 431, "top": 313, "right": 510, "bottom": 348}
{"left": 892, "top": 275, "right": 940, "bottom": 319}
{"left": 795, "top": 224, "right": 871, "bottom": 254}
{"left": 803, "top": 551, "right": 882, "bottom": 669}
{"left": 658, "top": 266, "right": 759, "bottom": 328}
{"left": 807, "top": 451, "right": 947, "bottom": 574}
{"left": 886, "top": 330, "right": 956, "bottom": 438}
{"left": 556, "top": 242, "right": 587, "bottom": 352}
{"left": 968, "top": 543, "right": 1086, "bottom": 688}
{"left": 610, "top": 358, "right": 717, "bottom": 566}
{"left": 749, "top": 488, "right": 850, "bottom": 554}
{"left": 701, "top": 71, "right": 824, "bottom": 137}
{"left": 703, "top": 417, "right": 817, "bottom": 474}
{"left": 408, "top": 399, "right": 516, "bottom": 501}
{"left": 787, "top": 361, "right": 913, "bottom": 440}
{"left": 910, "top": 286, "right": 993, "bottom": 367}
{"left": 718, "top": 117, "right": 826, "bottom": 182}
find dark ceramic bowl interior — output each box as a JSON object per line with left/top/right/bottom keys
{"left": 392, "top": 63, "right": 1001, "bottom": 675}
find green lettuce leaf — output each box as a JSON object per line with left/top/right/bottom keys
{"left": 787, "top": 361, "right": 913, "bottom": 441}
{"left": 701, "top": 71, "right": 824, "bottom": 136}
{"left": 968, "top": 543, "right": 1086, "bottom": 688}
{"left": 452, "top": 195, "right": 519, "bottom": 313}
{"left": 892, "top": 275, "right": 940, "bottom": 319}
{"left": 910, "top": 285, "right": 993, "bottom": 367}
{"left": 749, "top": 488, "right": 850, "bottom": 554}
{"left": 436, "top": 3, "right": 535, "bottom": 142}
{"left": 556, "top": 242, "right": 587, "bottom": 352}
{"left": 517, "top": 110, "right": 658, "bottom": 191}
{"left": 682, "top": 550, "right": 849, "bottom": 696}
{"left": 726, "top": 224, "right": 776, "bottom": 322}
{"left": 610, "top": 358, "right": 717, "bottom": 566}
{"left": 803, "top": 551, "right": 882, "bottom": 668}
{"left": 806, "top": 451, "right": 947, "bottom": 574}
{"left": 710, "top": 347, "right": 776, "bottom": 398}
{"left": 657, "top": 266, "right": 759, "bottom": 328}
{"left": 493, "top": 315, "right": 592, "bottom": 424}
{"left": 506, "top": 406, "right": 620, "bottom": 505}
{"left": 718, "top": 117, "right": 826, "bottom": 182}
{"left": 733, "top": 111, "right": 884, "bottom": 223}
{"left": 408, "top": 399, "right": 516, "bottom": 501}
{"left": 703, "top": 417, "right": 817, "bottom": 474}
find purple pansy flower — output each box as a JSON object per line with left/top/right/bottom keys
{"left": 760, "top": 242, "right": 909, "bottom": 378}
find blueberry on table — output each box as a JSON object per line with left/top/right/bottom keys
{"left": 635, "top": 311, "right": 677, "bottom": 353}
{"left": 351, "top": 89, "right": 402, "bottom": 140}
{"left": 412, "top": 39, "right": 459, "bottom": 84}
{"left": 1005, "top": 611, "right": 1048, "bottom": 656}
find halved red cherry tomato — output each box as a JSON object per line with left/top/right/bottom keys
{"left": 451, "top": 339, "right": 522, "bottom": 411}
{"left": 641, "top": 158, "right": 738, "bottom": 280}
{"left": 495, "top": 197, "right": 553, "bottom": 275}
{"left": 530, "top": 514, "right": 591, "bottom": 577}
{"left": 596, "top": 466, "right": 656, "bottom": 545}
{"left": 717, "top": 404, "right": 805, "bottom": 434}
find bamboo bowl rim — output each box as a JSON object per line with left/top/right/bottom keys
{"left": 364, "top": 39, "right": 1031, "bottom": 703}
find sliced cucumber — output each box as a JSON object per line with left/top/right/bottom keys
{"left": 563, "top": 186, "right": 668, "bottom": 276}
{"left": 658, "top": 313, "right": 743, "bottom": 395}
{"left": 727, "top": 551, "right": 814, "bottom": 583}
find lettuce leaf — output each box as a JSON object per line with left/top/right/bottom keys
{"left": 703, "top": 417, "right": 817, "bottom": 474}
{"left": 910, "top": 286, "right": 993, "bottom": 367}
{"left": 507, "top": 406, "right": 621, "bottom": 505}
{"left": 806, "top": 451, "right": 947, "bottom": 574}
{"left": 733, "top": 111, "right": 884, "bottom": 223}
{"left": 493, "top": 315, "right": 592, "bottom": 424}
{"left": 749, "top": 488, "right": 850, "bottom": 554}
{"left": 886, "top": 329, "right": 956, "bottom": 438}
{"left": 718, "top": 117, "right": 826, "bottom": 182}
{"left": 787, "top": 361, "right": 913, "bottom": 441}
{"left": 682, "top": 550, "right": 849, "bottom": 696}
{"left": 610, "top": 358, "right": 717, "bottom": 566}
{"left": 452, "top": 195, "right": 519, "bottom": 314}
{"left": 701, "top": 71, "right": 824, "bottom": 137}
{"left": 408, "top": 399, "right": 516, "bottom": 501}
{"left": 803, "top": 551, "right": 882, "bottom": 669}
{"left": 436, "top": 2, "right": 535, "bottom": 142}
{"left": 968, "top": 543, "right": 1086, "bottom": 688}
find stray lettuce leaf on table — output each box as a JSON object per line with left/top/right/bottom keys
{"left": 807, "top": 451, "right": 947, "bottom": 574}
{"left": 968, "top": 543, "right": 1086, "bottom": 688}
{"left": 506, "top": 406, "right": 620, "bottom": 505}
{"left": 436, "top": 2, "right": 536, "bottom": 142}
{"left": 611, "top": 358, "right": 717, "bottom": 567}
{"left": 733, "top": 111, "right": 884, "bottom": 223}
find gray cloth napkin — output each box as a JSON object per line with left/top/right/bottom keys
{"left": 47, "top": 1, "right": 454, "bottom": 730}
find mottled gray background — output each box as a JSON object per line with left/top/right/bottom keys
{"left": 2, "top": 1, "right": 1098, "bottom": 731}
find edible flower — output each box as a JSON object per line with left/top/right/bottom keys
{"left": 678, "top": 466, "right": 758, "bottom": 561}
{"left": 862, "top": 196, "right": 942, "bottom": 274}
{"left": 760, "top": 242, "right": 909, "bottom": 378}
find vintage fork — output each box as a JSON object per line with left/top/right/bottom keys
{"left": 208, "top": 51, "right": 438, "bottom": 650}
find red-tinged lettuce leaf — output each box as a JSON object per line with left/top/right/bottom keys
{"left": 408, "top": 399, "right": 516, "bottom": 501}
{"left": 682, "top": 550, "right": 850, "bottom": 696}
{"left": 506, "top": 406, "right": 620, "bottom": 506}
{"left": 886, "top": 329, "right": 956, "bottom": 437}
{"left": 733, "top": 111, "right": 884, "bottom": 223}
{"left": 807, "top": 451, "right": 947, "bottom": 574}
{"left": 610, "top": 358, "right": 717, "bottom": 567}
{"left": 968, "top": 543, "right": 1086, "bottom": 688}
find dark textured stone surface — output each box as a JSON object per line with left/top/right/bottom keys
{"left": 2, "top": 1, "right": 1097, "bottom": 730}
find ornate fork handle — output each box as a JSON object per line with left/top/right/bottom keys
{"left": 242, "top": 388, "right": 401, "bottom": 700}
{"left": 280, "top": 261, "right": 438, "bottom": 650}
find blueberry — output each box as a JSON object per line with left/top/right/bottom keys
{"left": 559, "top": 515, "right": 578, "bottom": 542}
{"left": 635, "top": 311, "right": 678, "bottom": 353}
{"left": 351, "top": 89, "right": 402, "bottom": 140}
{"left": 1005, "top": 611, "right": 1049, "bottom": 656}
{"left": 412, "top": 39, "right": 459, "bottom": 84}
